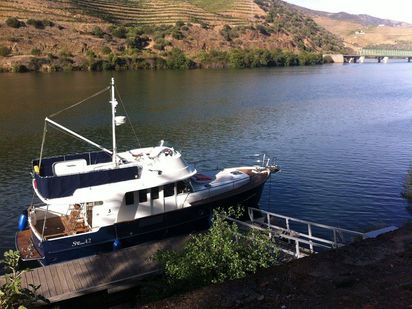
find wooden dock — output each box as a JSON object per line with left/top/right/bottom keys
{"left": 14, "top": 235, "right": 188, "bottom": 304}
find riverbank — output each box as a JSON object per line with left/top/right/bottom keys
{"left": 145, "top": 222, "right": 412, "bottom": 308}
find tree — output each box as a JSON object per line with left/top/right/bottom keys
{"left": 0, "top": 250, "right": 48, "bottom": 308}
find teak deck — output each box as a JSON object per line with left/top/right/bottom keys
{"left": 13, "top": 235, "right": 188, "bottom": 303}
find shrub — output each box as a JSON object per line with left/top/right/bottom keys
{"left": 5, "top": 17, "right": 23, "bottom": 28}
{"left": 171, "top": 30, "right": 184, "bottom": 40}
{"left": 126, "top": 35, "right": 150, "bottom": 50}
{"left": 101, "top": 46, "right": 112, "bottom": 55}
{"left": 110, "top": 26, "right": 127, "bottom": 38}
{"left": 42, "top": 20, "right": 54, "bottom": 27}
{"left": 175, "top": 20, "right": 185, "bottom": 28}
{"left": 256, "top": 24, "right": 270, "bottom": 36}
{"left": 153, "top": 37, "right": 171, "bottom": 51}
{"left": 0, "top": 250, "right": 48, "bottom": 308}
{"left": 31, "top": 48, "right": 41, "bottom": 56}
{"left": 26, "top": 19, "right": 45, "bottom": 29}
{"left": 155, "top": 208, "right": 279, "bottom": 287}
{"left": 11, "top": 64, "right": 28, "bottom": 73}
{"left": 91, "top": 26, "right": 104, "bottom": 38}
{"left": 0, "top": 46, "right": 11, "bottom": 57}
{"left": 220, "top": 25, "right": 238, "bottom": 41}
{"left": 166, "top": 48, "right": 194, "bottom": 69}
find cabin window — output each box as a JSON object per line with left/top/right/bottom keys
{"left": 164, "top": 183, "right": 175, "bottom": 197}
{"left": 177, "top": 180, "right": 192, "bottom": 194}
{"left": 139, "top": 189, "right": 147, "bottom": 203}
{"left": 125, "top": 191, "right": 134, "bottom": 205}
{"left": 151, "top": 187, "right": 159, "bottom": 200}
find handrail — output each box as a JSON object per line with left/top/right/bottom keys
{"left": 243, "top": 207, "right": 366, "bottom": 256}
{"left": 226, "top": 217, "right": 333, "bottom": 258}
{"left": 248, "top": 207, "right": 365, "bottom": 237}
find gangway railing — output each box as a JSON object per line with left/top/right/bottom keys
{"left": 229, "top": 208, "right": 366, "bottom": 258}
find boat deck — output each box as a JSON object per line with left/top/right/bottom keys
{"left": 15, "top": 229, "right": 42, "bottom": 261}
{"left": 35, "top": 214, "right": 91, "bottom": 240}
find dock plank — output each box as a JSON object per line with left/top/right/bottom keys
{"left": 66, "top": 260, "right": 83, "bottom": 290}
{"left": 77, "top": 258, "right": 94, "bottom": 287}
{"left": 34, "top": 267, "right": 50, "bottom": 298}
{"left": 49, "top": 264, "right": 64, "bottom": 296}
{"left": 60, "top": 261, "right": 77, "bottom": 292}
{"left": 43, "top": 264, "right": 58, "bottom": 297}
{"left": 7, "top": 234, "right": 190, "bottom": 303}
{"left": 54, "top": 263, "right": 70, "bottom": 294}
{"left": 82, "top": 256, "right": 100, "bottom": 287}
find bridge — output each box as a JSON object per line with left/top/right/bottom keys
{"left": 325, "top": 49, "right": 412, "bottom": 63}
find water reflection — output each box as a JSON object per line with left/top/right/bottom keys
{"left": 0, "top": 64, "right": 411, "bottom": 251}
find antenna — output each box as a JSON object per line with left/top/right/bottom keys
{"left": 111, "top": 78, "right": 118, "bottom": 166}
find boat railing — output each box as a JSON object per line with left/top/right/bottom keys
{"left": 245, "top": 207, "right": 366, "bottom": 256}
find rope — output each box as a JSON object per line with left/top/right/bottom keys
{"left": 115, "top": 84, "right": 141, "bottom": 148}
{"left": 48, "top": 86, "right": 110, "bottom": 118}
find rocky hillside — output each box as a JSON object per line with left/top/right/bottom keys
{"left": 0, "top": 0, "right": 345, "bottom": 72}
{"left": 291, "top": 3, "right": 412, "bottom": 50}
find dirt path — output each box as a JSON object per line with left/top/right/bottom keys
{"left": 146, "top": 222, "right": 412, "bottom": 308}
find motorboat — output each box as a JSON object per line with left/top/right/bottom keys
{"left": 16, "top": 78, "right": 279, "bottom": 265}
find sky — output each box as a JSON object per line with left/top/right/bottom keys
{"left": 284, "top": 0, "right": 412, "bottom": 24}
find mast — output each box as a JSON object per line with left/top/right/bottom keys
{"left": 111, "top": 78, "right": 118, "bottom": 166}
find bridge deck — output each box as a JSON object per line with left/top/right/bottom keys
{"left": 11, "top": 235, "right": 188, "bottom": 303}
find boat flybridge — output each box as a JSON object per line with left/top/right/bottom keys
{"left": 16, "top": 78, "right": 279, "bottom": 265}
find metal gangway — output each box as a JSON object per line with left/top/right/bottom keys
{"left": 227, "top": 208, "right": 368, "bottom": 259}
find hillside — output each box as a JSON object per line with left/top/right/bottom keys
{"left": 0, "top": 0, "right": 345, "bottom": 72}
{"left": 290, "top": 4, "right": 412, "bottom": 51}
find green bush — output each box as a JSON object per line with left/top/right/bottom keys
{"left": 91, "top": 26, "right": 105, "bottom": 38}
{"left": 11, "top": 64, "right": 28, "bottom": 73}
{"left": 0, "top": 46, "right": 11, "bottom": 57}
{"left": 101, "top": 46, "right": 112, "bottom": 55}
{"left": 31, "top": 48, "right": 41, "bottom": 56}
{"left": 110, "top": 26, "right": 127, "bottom": 38}
{"left": 175, "top": 20, "right": 185, "bottom": 28}
{"left": 171, "top": 30, "right": 184, "bottom": 40}
{"left": 166, "top": 48, "right": 194, "bottom": 69}
{"left": 26, "top": 19, "right": 45, "bottom": 29}
{"left": 0, "top": 250, "right": 48, "bottom": 308}
{"left": 220, "top": 25, "right": 238, "bottom": 41}
{"left": 42, "top": 19, "right": 54, "bottom": 27}
{"left": 155, "top": 208, "right": 279, "bottom": 287}
{"left": 153, "top": 37, "right": 171, "bottom": 51}
{"left": 5, "top": 17, "right": 23, "bottom": 28}
{"left": 126, "top": 35, "right": 150, "bottom": 49}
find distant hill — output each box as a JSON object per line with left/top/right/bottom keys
{"left": 291, "top": 5, "right": 411, "bottom": 27}
{"left": 0, "top": 0, "right": 346, "bottom": 72}
{"left": 288, "top": 3, "right": 412, "bottom": 50}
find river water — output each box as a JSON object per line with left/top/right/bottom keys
{"left": 0, "top": 63, "right": 412, "bottom": 252}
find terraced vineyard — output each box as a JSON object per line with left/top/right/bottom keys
{"left": 0, "top": 0, "right": 96, "bottom": 23}
{"left": 70, "top": 0, "right": 264, "bottom": 25}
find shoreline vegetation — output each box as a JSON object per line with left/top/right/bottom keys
{"left": 0, "top": 11, "right": 339, "bottom": 73}
{"left": 0, "top": 43, "right": 325, "bottom": 73}
{"left": 0, "top": 48, "right": 325, "bottom": 73}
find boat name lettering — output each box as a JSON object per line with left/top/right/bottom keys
{"left": 72, "top": 238, "right": 92, "bottom": 247}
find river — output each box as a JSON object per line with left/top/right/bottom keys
{"left": 0, "top": 63, "right": 411, "bottom": 253}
